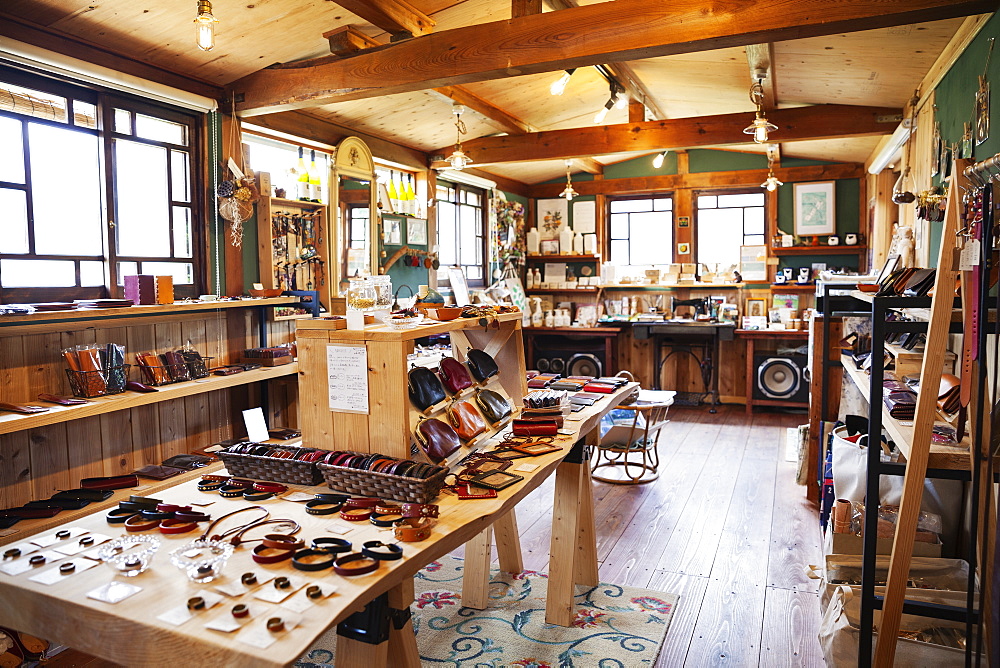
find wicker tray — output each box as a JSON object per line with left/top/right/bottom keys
{"left": 217, "top": 446, "right": 323, "bottom": 486}
{"left": 319, "top": 460, "right": 449, "bottom": 504}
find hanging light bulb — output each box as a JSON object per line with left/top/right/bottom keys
{"left": 743, "top": 79, "right": 777, "bottom": 144}
{"left": 594, "top": 97, "right": 615, "bottom": 124}
{"left": 652, "top": 151, "right": 667, "bottom": 169}
{"left": 445, "top": 104, "right": 472, "bottom": 171}
{"left": 550, "top": 69, "right": 576, "bottom": 96}
{"left": 761, "top": 149, "right": 782, "bottom": 191}
{"left": 559, "top": 160, "right": 578, "bottom": 201}
{"left": 615, "top": 89, "right": 629, "bottom": 109}
{"left": 194, "top": 0, "right": 219, "bottom": 51}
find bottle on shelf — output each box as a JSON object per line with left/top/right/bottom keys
{"left": 583, "top": 234, "right": 597, "bottom": 255}
{"left": 525, "top": 268, "right": 535, "bottom": 289}
{"left": 296, "top": 147, "right": 309, "bottom": 201}
{"left": 573, "top": 232, "right": 584, "bottom": 254}
{"left": 405, "top": 174, "right": 417, "bottom": 216}
{"left": 532, "top": 268, "right": 542, "bottom": 288}
{"left": 308, "top": 150, "right": 322, "bottom": 202}
{"left": 559, "top": 225, "right": 574, "bottom": 255}
{"left": 387, "top": 171, "right": 399, "bottom": 214}
{"left": 527, "top": 226, "right": 540, "bottom": 254}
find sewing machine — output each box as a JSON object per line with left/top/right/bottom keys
{"left": 671, "top": 296, "right": 710, "bottom": 319}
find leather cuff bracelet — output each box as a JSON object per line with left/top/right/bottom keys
{"left": 401, "top": 503, "right": 439, "bottom": 519}
{"left": 291, "top": 548, "right": 335, "bottom": 571}
{"left": 311, "top": 537, "right": 352, "bottom": 554}
{"left": 343, "top": 497, "right": 381, "bottom": 509}
{"left": 118, "top": 500, "right": 158, "bottom": 512}
{"left": 128, "top": 495, "right": 162, "bottom": 506}
{"left": 251, "top": 545, "right": 295, "bottom": 564}
{"left": 361, "top": 541, "right": 403, "bottom": 560}
{"left": 107, "top": 508, "right": 137, "bottom": 524}
{"left": 252, "top": 482, "right": 288, "bottom": 494}
{"left": 140, "top": 509, "right": 175, "bottom": 521}
{"left": 159, "top": 519, "right": 197, "bottom": 534}
{"left": 394, "top": 518, "right": 433, "bottom": 542}
{"left": 305, "top": 499, "right": 343, "bottom": 515}
{"left": 243, "top": 491, "right": 275, "bottom": 502}
{"left": 340, "top": 507, "right": 373, "bottom": 522}
{"left": 375, "top": 503, "right": 402, "bottom": 515}
{"left": 314, "top": 493, "right": 349, "bottom": 504}
{"left": 370, "top": 512, "right": 402, "bottom": 527}
{"left": 219, "top": 484, "right": 247, "bottom": 498}
{"left": 174, "top": 511, "right": 211, "bottom": 523}
{"left": 333, "top": 552, "right": 380, "bottom": 576}
{"left": 260, "top": 534, "right": 304, "bottom": 551}
{"left": 124, "top": 515, "right": 160, "bottom": 532}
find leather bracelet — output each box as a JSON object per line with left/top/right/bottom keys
{"left": 340, "top": 507, "right": 373, "bottom": 522}
{"left": 219, "top": 484, "right": 247, "bottom": 498}
{"left": 370, "top": 512, "right": 402, "bottom": 527}
{"left": 253, "top": 481, "right": 288, "bottom": 494}
{"left": 159, "top": 519, "right": 197, "bottom": 534}
{"left": 107, "top": 508, "right": 137, "bottom": 524}
{"left": 243, "top": 491, "right": 274, "bottom": 502}
{"left": 228, "top": 479, "right": 254, "bottom": 488}
{"left": 118, "top": 500, "right": 157, "bottom": 512}
{"left": 198, "top": 481, "right": 226, "bottom": 492}
{"left": 266, "top": 617, "right": 285, "bottom": 632}
{"left": 156, "top": 504, "right": 187, "bottom": 513}
{"left": 361, "top": 541, "right": 403, "bottom": 560}
{"left": 305, "top": 499, "right": 343, "bottom": 515}
{"left": 232, "top": 604, "right": 249, "bottom": 618}
{"left": 251, "top": 545, "right": 295, "bottom": 564}
{"left": 200, "top": 474, "right": 230, "bottom": 482}
{"left": 128, "top": 495, "right": 162, "bottom": 506}
{"left": 375, "top": 502, "right": 402, "bottom": 515}
{"left": 291, "top": 548, "right": 335, "bottom": 571}
{"left": 343, "top": 497, "right": 381, "bottom": 509}
{"left": 314, "top": 493, "right": 349, "bottom": 504}
{"left": 260, "top": 534, "right": 304, "bottom": 551}
{"left": 140, "top": 509, "right": 175, "bottom": 520}
{"left": 124, "top": 515, "right": 160, "bottom": 532}
{"left": 333, "top": 552, "right": 380, "bottom": 576}
{"left": 394, "top": 517, "right": 433, "bottom": 542}
{"left": 401, "top": 503, "right": 439, "bottom": 519}
{"left": 174, "top": 511, "right": 210, "bottom": 523}
{"left": 311, "top": 537, "right": 352, "bottom": 554}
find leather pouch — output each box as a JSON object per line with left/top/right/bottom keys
{"left": 449, "top": 400, "right": 487, "bottom": 441}
{"left": 512, "top": 419, "right": 558, "bottom": 436}
{"left": 415, "top": 418, "right": 462, "bottom": 463}
{"left": 439, "top": 357, "right": 473, "bottom": 394}
{"left": 466, "top": 348, "right": 499, "bottom": 383}
{"left": 475, "top": 389, "right": 512, "bottom": 424}
{"left": 901, "top": 268, "right": 936, "bottom": 297}
{"left": 162, "top": 350, "right": 191, "bottom": 381}
{"left": 408, "top": 366, "right": 446, "bottom": 410}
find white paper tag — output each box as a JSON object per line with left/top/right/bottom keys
{"left": 0, "top": 550, "right": 61, "bottom": 576}
{"left": 236, "top": 613, "right": 302, "bottom": 649}
{"left": 213, "top": 572, "right": 274, "bottom": 598}
{"left": 242, "top": 407, "right": 270, "bottom": 443}
{"left": 157, "top": 591, "right": 224, "bottom": 625}
{"left": 557, "top": 428, "right": 575, "bottom": 435}
{"left": 227, "top": 157, "right": 246, "bottom": 182}
{"left": 253, "top": 574, "right": 307, "bottom": 603}
{"left": 88, "top": 580, "right": 142, "bottom": 604}
{"left": 514, "top": 463, "right": 539, "bottom": 473}
{"left": 31, "top": 527, "right": 88, "bottom": 548}
{"left": 29, "top": 558, "right": 99, "bottom": 584}
{"left": 282, "top": 583, "right": 338, "bottom": 613}
{"left": 205, "top": 612, "right": 251, "bottom": 633}
{"left": 324, "top": 524, "right": 352, "bottom": 535}
{"left": 2, "top": 541, "right": 41, "bottom": 558}
{"left": 55, "top": 533, "right": 113, "bottom": 556}
{"left": 282, "top": 492, "right": 315, "bottom": 503}
{"left": 960, "top": 238, "right": 981, "bottom": 271}
{"left": 203, "top": 444, "right": 225, "bottom": 453}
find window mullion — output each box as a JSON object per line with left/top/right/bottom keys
{"left": 20, "top": 119, "right": 36, "bottom": 257}
{"left": 99, "top": 97, "right": 120, "bottom": 296}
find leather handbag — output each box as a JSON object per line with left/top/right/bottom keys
{"left": 415, "top": 418, "right": 461, "bottom": 463}
{"left": 449, "top": 400, "right": 487, "bottom": 441}
{"left": 466, "top": 348, "right": 499, "bottom": 383}
{"left": 439, "top": 357, "right": 473, "bottom": 394}
{"left": 408, "top": 365, "right": 446, "bottom": 410}
{"left": 475, "top": 388, "right": 512, "bottom": 424}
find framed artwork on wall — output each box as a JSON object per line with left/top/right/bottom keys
{"left": 407, "top": 218, "right": 427, "bottom": 245}
{"left": 793, "top": 182, "right": 836, "bottom": 236}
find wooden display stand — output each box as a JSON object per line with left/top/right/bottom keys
{"left": 297, "top": 312, "right": 527, "bottom": 459}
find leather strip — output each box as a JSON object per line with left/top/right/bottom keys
{"left": 361, "top": 541, "right": 403, "bottom": 560}
{"left": 340, "top": 508, "right": 373, "bottom": 522}
{"left": 311, "top": 537, "right": 352, "bottom": 554}
{"left": 401, "top": 503, "right": 439, "bottom": 519}
{"left": 333, "top": 553, "right": 380, "bottom": 576}
{"left": 291, "top": 548, "right": 335, "bottom": 571}
{"left": 124, "top": 515, "right": 160, "bottom": 532}
{"left": 305, "top": 499, "right": 343, "bottom": 515}
{"left": 394, "top": 517, "right": 433, "bottom": 542}
{"left": 370, "top": 512, "right": 403, "bottom": 527}
{"left": 343, "top": 497, "right": 381, "bottom": 509}
{"left": 159, "top": 519, "right": 197, "bottom": 534}
{"left": 252, "top": 481, "right": 288, "bottom": 494}
{"left": 251, "top": 545, "right": 295, "bottom": 564}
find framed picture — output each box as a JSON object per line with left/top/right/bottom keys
{"left": 536, "top": 198, "right": 568, "bottom": 240}
{"left": 793, "top": 182, "right": 836, "bottom": 236}
{"left": 385, "top": 217, "right": 402, "bottom": 245}
{"left": 677, "top": 242, "right": 690, "bottom": 255}
{"left": 407, "top": 218, "right": 427, "bottom": 245}
{"left": 739, "top": 245, "right": 767, "bottom": 282}
{"left": 745, "top": 298, "right": 766, "bottom": 318}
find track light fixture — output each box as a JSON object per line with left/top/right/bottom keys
{"left": 743, "top": 79, "right": 777, "bottom": 144}
{"left": 559, "top": 160, "right": 578, "bottom": 201}
{"left": 652, "top": 151, "right": 668, "bottom": 169}
{"left": 194, "top": 0, "right": 219, "bottom": 51}
{"left": 593, "top": 83, "right": 624, "bottom": 124}
{"left": 550, "top": 69, "right": 576, "bottom": 96}
{"left": 445, "top": 104, "right": 472, "bottom": 170}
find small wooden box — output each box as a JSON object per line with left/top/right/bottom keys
{"left": 155, "top": 275, "right": 174, "bottom": 304}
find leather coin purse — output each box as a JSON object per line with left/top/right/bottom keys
{"left": 449, "top": 400, "right": 487, "bottom": 441}
{"left": 439, "top": 357, "right": 473, "bottom": 394}
{"left": 475, "top": 388, "right": 512, "bottom": 424}
{"left": 415, "top": 418, "right": 461, "bottom": 463}
{"left": 466, "top": 348, "right": 499, "bottom": 383}
{"left": 408, "top": 365, "right": 446, "bottom": 410}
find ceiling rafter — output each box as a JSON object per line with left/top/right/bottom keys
{"left": 229, "top": 0, "right": 993, "bottom": 116}
{"left": 428, "top": 104, "right": 901, "bottom": 167}
{"left": 325, "top": 0, "right": 434, "bottom": 40}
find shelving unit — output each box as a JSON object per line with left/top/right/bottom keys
{"left": 525, "top": 254, "right": 600, "bottom": 261}
{"left": 770, "top": 245, "right": 867, "bottom": 256}
{"left": 526, "top": 287, "right": 599, "bottom": 294}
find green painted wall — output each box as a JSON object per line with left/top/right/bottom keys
{"left": 776, "top": 178, "right": 862, "bottom": 272}
{"left": 688, "top": 148, "right": 765, "bottom": 172}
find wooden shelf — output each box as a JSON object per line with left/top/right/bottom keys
{"left": 770, "top": 283, "right": 816, "bottom": 291}
{"left": 527, "top": 287, "right": 600, "bottom": 294}
{"left": 771, "top": 245, "right": 867, "bottom": 255}
{"left": 381, "top": 212, "right": 426, "bottom": 222}
{"left": 526, "top": 254, "right": 600, "bottom": 261}
{"left": 0, "top": 363, "right": 299, "bottom": 436}
{"left": 270, "top": 197, "right": 326, "bottom": 209}
{"left": 600, "top": 283, "right": 741, "bottom": 290}
{"left": 839, "top": 354, "right": 973, "bottom": 470}
{"left": 736, "top": 329, "right": 809, "bottom": 339}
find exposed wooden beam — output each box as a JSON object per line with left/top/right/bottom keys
{"left": 460, "top": 168, "right": 531, "bottom": 197}
{"left": 628, "top": 100, "right": 645, "bottom": 123}
{"left": 512, "top": 0, "right": 544, "bottom": 19}
{"left": 916, "top": 13, "right": 993, "bottom": 111}
{"left": 527, "top": 163, "right": 865, "bottom": 198}
{"left": 230, "top": 0, "right": 994, "bottom": 116}
{"left": 745, "top": 43, "right": 777, "bottom": 110}
{"left": 431, "top": 104, "right": 900, "bottom": 168}
{"left": 326, "top": 0, "right": 435, "bottom": 39}
{"left": 431, "top": 86, "right": 534, "bottom": 135}
{"left": 0, "top": 12, "right": 223, "bottom": 100}
{"left": 323, "top": 26, "right": 381, "bottom": 56}
{"left": 603, "top": 62, "right": 668, "bottom": 120}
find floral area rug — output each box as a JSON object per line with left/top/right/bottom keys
{"left": 296, "top": 555, "right": 677, "bottom": 667}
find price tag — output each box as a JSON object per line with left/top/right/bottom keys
{"left": 960, "top": 238, "right": 981, "bottom": 270}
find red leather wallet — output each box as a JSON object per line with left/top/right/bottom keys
{"left": 511, "top": 420, "right": 558, "bottom": 436}
{"left": 582, "top": 382, "right": 616, "bottom": 394}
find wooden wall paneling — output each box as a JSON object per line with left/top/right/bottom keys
{"left": 181, "top": 319, "right": 213, "bottom": 455}
{"left": 297, "top": 332, "right": 335, "bottom": 449}
{"left": 27, "top": 425, "right": 71, "bottom": 500}
{"left": 202, "top": 314, "right": 232, "bottom": 445}
{"left": 155, "top": 321, "right": 189, "bottom": 459}
{"left": 92, "top": 326, "right": 134, "bottom": 476}
{"left": 124, "top": 322, "right": 163, "bottom": 467}
{"left": 807, "top": 315, "right": 842, "bottom": 501}
{"left": 0, "top": 334, "right": 27, "bottom": 410}
{"left": 56, "top": 329, "right": 104, "bottom": 481}
{"left": 0, "top": 431, "right": 31, "bottom": 508}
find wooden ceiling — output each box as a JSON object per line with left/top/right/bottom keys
{"left": 0, "top": 1, "right": 988, "bottom": 184}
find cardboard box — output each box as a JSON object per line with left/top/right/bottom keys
{"left": 825, "top": 526, "right": 942, "bottom": 558}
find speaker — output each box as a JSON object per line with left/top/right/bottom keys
{"left": 753, "top": 355, "right": 808, "bottom": 403}
{"left": 533, "top": 336, "right": 606, "bottom": 378}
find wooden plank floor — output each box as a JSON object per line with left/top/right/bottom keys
{"left": 39, "top": 405, "right": 823, "bottom": 667}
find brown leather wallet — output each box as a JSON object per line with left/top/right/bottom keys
{"left": 80, "top": 474, "right": 139, "bottom": 490}
{"left": 37, "top": 393, "right": 88, "bottom": 406}
{"left": 415, "top": 418, "right": 461, "bottom": 463}
{"left": 0, "top": 402, "right": 49, "bottom": 415}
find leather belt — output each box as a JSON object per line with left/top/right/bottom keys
{"left": 291, "top": 548, "right": 335, "bottom": 571}
{"left": 361, "top": 541, "right": 403, "bottom": 560}
{"left": 311, "top": 537, "right": 352, "bottom": 554}
{"left": 333, "top": 553, "right": 380, "bottom": 576}
{"left": 394, "top": 517, "right": 433, "bottom": 542}
{"left": 401, "top": 503, "right": 439, "bottom": 518}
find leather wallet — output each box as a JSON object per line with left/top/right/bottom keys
{"left": 466, "top": 348, "right": 499, "bottom": 383}
{"left": 79, "top": 474, "right": 139, "bottom": 490}
{"left": 161, "top": 350, "right": 191, "bottom": 382}
{"left": 439, "top": 357, "right": 473, "bottom": 394}
{"left": 582, "top": 382, "right": 616, "bottom": 394}
{"left": 37, "top": 393, "right": 88, "bottom": 406}
{"left": 876, "top": 267, "right": 916, "bottom": 296}
{"left": 408, "top": 366, "right": 446, "bottom": 410}
{"left": 883, "top": 391, "right": 917, "bottom": 419}
{"left": 449, "top": 400, "right": 487, "bottom": 441}
{"left": 415, "top": 419, "right": 461, "bottom": 463}
{"left": 0, "top": 402, "right": 48, "bottom": 414}
{"left": 938, "top": 374, "right": 961, "bottom": 414}
{"left": 901, "top": 268, "right": 936, "bottom": 297}
{"left": 475, "top": 388, "right": 512, "bottom": 424}
{"left": 512, "top": 420, "right": 559, "bottom": 436}
{"left": 134, "top": 465, "right": 186, "bottom": 480}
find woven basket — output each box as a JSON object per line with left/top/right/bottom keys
{"left": 217, "top": 446, "right": 323, "bottom": 486}
{"left": 319, "top": 461, "right": 449, "bottom": 504}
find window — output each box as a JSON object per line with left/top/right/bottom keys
{"left": 436, "top": 181, "right": 486, "bottom": 283}
{"left": 0, "top": 66, "right": 202, "bottom": 301}
{"left": 608, "top": 196, "right": 673, "bottom": 266}
{"left": 695, "top": 191, "right": 766, "bottom": 268}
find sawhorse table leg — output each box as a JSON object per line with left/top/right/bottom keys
{"left": 335, "top": 579, "right": 420, "bottom": 668}
{"left": 461, "top": 509, "right": 525, "bottom": 610}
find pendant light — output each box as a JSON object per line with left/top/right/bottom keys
{"left": 194, "top": 0, "right": 219, "bottom": 51}
{"left": 743, "top": 79, "right": 777, "bottom": 144}
{"left": 559, "top": 160, "right": 578, "bottom": 201}
{"left": 761, "top": 146, "right": 782, "bottom": 191}
{"left": 446, "top": 104, "right": 472, "bottom": 170}
{"left": 652, "top": 151, "right": 668, "bottom": 169}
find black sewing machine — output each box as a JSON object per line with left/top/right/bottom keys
{"left": 671, "top": 296, "right": 710, "bottom": 319}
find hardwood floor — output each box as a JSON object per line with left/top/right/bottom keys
{"left": 40, "top": 404, "right": 824, "bottom": 667}
{"left": 470, "top": 404, "right": 826, "bottom": 668}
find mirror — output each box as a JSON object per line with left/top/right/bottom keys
{"left": 331, "top": 136, "right": 378, "bottom": 292}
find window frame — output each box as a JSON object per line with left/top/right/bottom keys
{"left": 0, "top": 64, "right": 206, "bottom": 303}
{"left": 606, "top": 193, "right": 675, "bottom": 267}
{"left": 435, "top": 180, "right": 487, "bottom": 287}
{"left": 693, "top": 187, "right": 768, "bottom": 268}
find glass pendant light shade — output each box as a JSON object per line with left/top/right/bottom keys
{"left": 194, "top": 0, "right": 218, "bottom": 51}
{"left": 447, "top": 148, "right": 472, "bottom": 170}
{"left": 761, "top": 173, "right": 783, "bottom": 191}
{"left": 560, "top": 160, "right": 577, "bottom": 201}
{"left": 744, "top": 112, "right": 778, "bottom": 144}
{"left": 444, "top": 104, "right": 471, "bottom": 170}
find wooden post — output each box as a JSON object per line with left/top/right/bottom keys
{"left": 546, "top": 457, "right": 585, "bottom": 625}
{"left": 494, "top": 510, "right": 524, "bottom": 574}
{"left": 461, "top": 525, "right": 493, "bottom": 609}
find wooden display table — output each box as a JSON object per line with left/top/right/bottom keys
{"left": 0, "top": 382, "right": 636, "bottom": 667}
